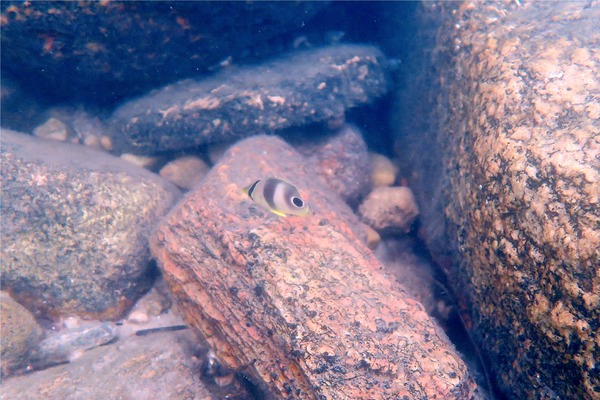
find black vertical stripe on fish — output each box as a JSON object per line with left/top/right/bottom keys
{"left": 263, "top": 178, "right": 279, "bottom": 209}
{"left": 247, "top": 180, "right": 261, "bottom": 199}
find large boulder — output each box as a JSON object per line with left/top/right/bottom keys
{"left": 151, "top": 135, "right": 478, "bottom": 399}
{"left": 1, "top": 130, "right": 181, "bottom": 320}
{"left": 395, "top": 2, "right": 599, "bottom": 399}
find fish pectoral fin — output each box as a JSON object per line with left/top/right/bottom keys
{"left": 270, "top": 209, "right": 287, "bottom": 217}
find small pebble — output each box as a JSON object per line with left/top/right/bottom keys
{"left": 100, "top": 135, "right": 113, "bottom": 151}
{"left": 214, "top": 373, "right": 235, "bottom": 387}
{"left": 33, "top": 118, "right": 69, "bottom": 142}
{"left": 159, "top": 155, "right": 210, "bottom": 190}
{"left": 359, "top": 186, "right": 419, "bottom": 233}
{"left": 128, "top": 310, "right": 150, "bottom": 325}
{"left": 62, "top": 316, "right": 82, "bottom": 330}
{"left": 362, "top": 223, "right": 381, "bottom": 249}
{"left": 83, "top": 133, "right": 102, "bottom": 149}
{"left": 120, "top": 153, "right": 159, "bottom": 169}
{"left": 370, "top": 153, "right": 399, "bottom": 187}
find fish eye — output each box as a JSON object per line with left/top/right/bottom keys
{"left": 291, "top": 197, "right": 304, "bottom": 208}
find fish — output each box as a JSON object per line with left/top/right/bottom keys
{"left": 243, "top": 177, "right": 310, "bottom": 217}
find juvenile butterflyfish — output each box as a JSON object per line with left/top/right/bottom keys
{"left": 243, "top": 177, "right": 310, "bottom": 217}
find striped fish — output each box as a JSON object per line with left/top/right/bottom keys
{"left": 243, "top": 177, "right": 310, "bottom": 217}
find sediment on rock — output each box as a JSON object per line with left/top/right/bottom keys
{"left": 110, "top": 44, "right": 389, "bottom": 154}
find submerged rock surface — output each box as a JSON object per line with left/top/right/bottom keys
{"left": 0, "top": 292, "right": 43, "bottom": 379}
{"left": 359, "top": 186, "right": 419, "bottom": 233}
{"left": 293, "top": 124, "right": 372, "bottom": 206}
{"left": 151, "top": 135, "right": 478, "bottom": 399}
{"left": 110, "top": 44, "right": 389, "bottom": 154}
{"left": 0, "top": 329, "right": 216, "bottom": 400}
{"left": 0, "top": 130, "right": 181, "bottom": 321}
{"left": 396, "top": 2, "right": 600, "bottom": 398}
{"left": 0, "top": 1, "right": 328, "bottom": 104}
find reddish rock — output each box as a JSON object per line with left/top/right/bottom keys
{"left": 295, "top": 124, "right": 371, "bottom": 206}
{"left": 151, "top": 135, "right": 477, "bottom": 399}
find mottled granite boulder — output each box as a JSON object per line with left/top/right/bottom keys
{"left": 0, "top": 1, "right": 327, "bottom": 104}
{"left": 110, "top": 44, "right": 389, "bottom": 154}
{"left": 151, "top": 135, "right": 478, "bottom": 399}
{"left": 0, "top": 130, "right": 181, "bottom": 321}
{"left": 395, "top": 2, "right": 599, "bottom": 399}
{"left": 0, "top": 292, "right": 43, "bottom": 379}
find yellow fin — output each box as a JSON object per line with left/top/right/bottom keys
{"left": 269, "top": 209, "right": 287, "bottom": 218}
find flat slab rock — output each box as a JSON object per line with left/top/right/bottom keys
{"left": 0, "top": 329, "right": 216, "bottom": 400}
{"left": 0, "top": 130, "right": 181, "bottom": 320}
{"left": 151, "top": 136, "right": 478, "bottom": 399}
{"left": 110, "top": 44, "right": 389, "bottom": 154}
